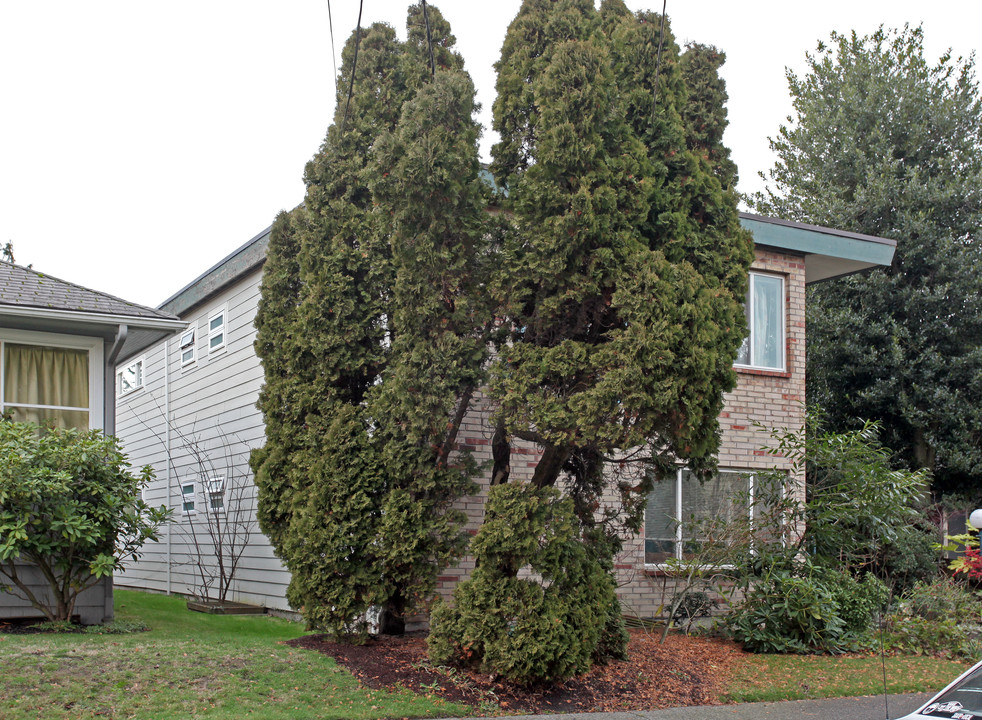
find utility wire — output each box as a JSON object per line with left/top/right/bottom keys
{"left": 421, "top": 0, "right": 435, "bottom": 78}
{"left": 650, "top": 0, "right": 668, "bottom": 120}
{"left": 326, "top": 0, "right": 338, "bottom": 101}
{"left": 340, "top": 0, "right": 364, "bottom": 135}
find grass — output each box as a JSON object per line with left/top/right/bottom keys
{"left": 725, "top": 651, "right": 970, "bottom": 703}
{"left": 0, "top": 589, "right": 471, "bottom": 720}
{"left": 1, "top": 591, "right": 972, "bottom": 718}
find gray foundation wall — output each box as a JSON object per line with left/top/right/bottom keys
{"left": 1, "top": 562, "right": 113, "bottom": 625}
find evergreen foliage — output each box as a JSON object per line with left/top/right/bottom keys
{"left": 488, "top": 0, "right": 751, "bottom": 543}
{"left": 251, "top": 5, "right": 486, "bottom": 636}
{"left": 253, "top": 0, "right": 751, "bottom": 659}
{"left": 427, "top": 484, "right": 619, "bottom": 684}
{"left": 752, "top": 26, "right": 982, "bottom": 496}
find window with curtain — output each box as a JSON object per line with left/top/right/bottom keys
{"left": 1, "top": 342, "right": 90, "bottom": 430}
{"left": 644, "top": 469, "right": 754, "bottom": 565}
{"left": 735, "top": 272, "right": 785, "bottom": 371}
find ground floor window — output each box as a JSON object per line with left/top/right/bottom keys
{"left": 0, "top": 335, "right": 98, "bottom": 430}
{"left": 644, "top": 468, "right": 757, "bottom": 565}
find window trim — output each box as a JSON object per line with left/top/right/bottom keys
{"left": 734, "top": 271, "right": 787, "bottom": 372}
{"left": 179, "top": 326, "right": 196, "bottom": 368}
{"left": 0, "top": 329, "right": 104, "bottom": 430}
{"left": 643, "top": 467, "right": 758, "bottom": 570}
{"left": 116, "top": 355, "right": 145, "bottom": 398}
{"left": 207, "top": 305, "right": 227, "bottom": 356}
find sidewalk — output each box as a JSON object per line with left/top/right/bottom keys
{"left": 445, "top": 692, "right": 931, "bottom": 720}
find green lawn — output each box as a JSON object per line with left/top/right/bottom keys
{"left": 725, "top": 651, "right": 969, "bottom": 703}
{"left": 1, "top": 590, "right": 972, "bottom": 718}
{"left": 0, "top": 589, "right": 471, "bottom": 720}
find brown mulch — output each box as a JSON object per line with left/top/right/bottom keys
{"left": 288, "top": 628, "right": 747, "bottom": 715}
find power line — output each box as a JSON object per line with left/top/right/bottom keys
{"left": 326, "top": 0, "right": 338, "bottom": 100}
{"left": 650, "top": 0, "right": 668, "bottom": 120}
{"left": 421, "top": 0, "right": 435, "bottom": 78}
{"left": 340, "top": 0, "right": 364, "bottom": 135}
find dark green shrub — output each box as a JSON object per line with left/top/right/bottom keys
{"left": 831, "top": 571, "right": 888, "bottom": 635}
{"left": 428, "top": 484, "right": 622, "bottom": 684}
{"left": 726, "top": 570, "right": 845, "bottom": 654}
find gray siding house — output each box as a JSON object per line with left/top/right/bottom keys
{"left": 0, "top": 261, "right": 184, "bottom": 623}
{"left": 113, "top": 217, "right": 895, "bottom": 619}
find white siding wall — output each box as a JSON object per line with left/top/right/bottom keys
{"left": 115, "top": 269, "right": 292, "bottom": 611}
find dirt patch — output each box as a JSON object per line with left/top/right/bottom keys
{"left": 288, "top": 628, "right": 746, "bottom": 715}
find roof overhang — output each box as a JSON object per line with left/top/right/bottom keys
{"left": 0, "top": 305, "right": 187, "bottom": 362}
{"left": 160, "top": 226, "right": 271, "bottom": 317}
{"left": 739, "top": 212, "right": 896, "bottom": 284}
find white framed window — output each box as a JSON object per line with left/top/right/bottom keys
{"left": 205, "top": 476, "right": 226, "bottom": 513}
{"left": 644, "top": 468, "right": 757, "bottom": 566}
{"left": 207, "top": 305, "right": 227, "bottom": 355}
{"left": 181, "top": 482, "right": 196, "bottom": 514}
{"left": 179, "top": 326, "right": 196, "bottom": 367}
{"left": 0, "top": 330, "right": 103, "bottom": 430}
{"left": 116, "top": 356, "right": 145, "bottom": 397}
{"left": 735, "top": 272, "right": 786, "bottom": 371}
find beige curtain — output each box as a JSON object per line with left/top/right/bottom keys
{"left": 3, "top": 344, "right": 89, "bottom": 429}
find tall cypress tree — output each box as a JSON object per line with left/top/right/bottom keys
{"left": 431, "top": 0, "right": 752, "bottom": 678}
{"left": 251, "top": 5, "right": 485, "bottom": 635}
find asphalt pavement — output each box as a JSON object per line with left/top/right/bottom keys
{"left": 445, "top": 692, "right": 932, "bottom": 720}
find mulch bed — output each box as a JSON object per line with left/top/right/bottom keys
{"left": 288, "top": 628, "right": 747, "bottom": 715}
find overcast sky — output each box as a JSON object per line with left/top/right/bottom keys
{"left": 1, "top": 1, "right": 979, "bottom": 308}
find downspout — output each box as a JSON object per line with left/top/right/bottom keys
{"left": 103, "top": 324, "right": 127, "bottom": 621}
{"left": 165, "top": 336, "right": 172, "bottom": 595}
{"left": 104, "top": 324, "right": 128, "bottom": 434}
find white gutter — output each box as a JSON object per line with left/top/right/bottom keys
{"left": 0, "top": 305, "right": 186, "bottom": 331}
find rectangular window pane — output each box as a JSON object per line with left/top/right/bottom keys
{"left": 209, "top": 314, "right": 224, "bottom": 332}
{"left": 679, "top": 470, "right": 748, "bottom": 560}
{"left": 4, "top": 344, "right": 89, "bottom": 408}
{"left": 644, "top": 475, "right": 677, "bottom": 564}
{"left": 209, "top": 333, "right": 224, "bottom": 349}
{"left": 751, "top": 274, "right": 783, "bottom": 370}
{"left": 182, "top": 348, "right": 194, "bottom": 364}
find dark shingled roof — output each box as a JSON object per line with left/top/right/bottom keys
{"left": 0, "top": 261, "right": 177, "bottom": 321}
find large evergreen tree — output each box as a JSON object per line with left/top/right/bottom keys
{"left": 251, "top": 5, "right": 487, "bottom": 635}
{"left": 753, "top": 26, "right": 982, "bottom": 496}
{"left": 431, "top": 0, "right": 752, "bottom": 676}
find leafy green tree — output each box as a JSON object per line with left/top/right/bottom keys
{"left": 753, "top": 26, "right": 982, "bottom": 496}
{"left": 251, "top": 5, "right": 487, "bottom": 636}
{"left": 0, "top": 422, "right": 170, "bottom": 623}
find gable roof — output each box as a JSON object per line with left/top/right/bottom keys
{"left": 0, "top": 261, "right": 186, "bottom": 362}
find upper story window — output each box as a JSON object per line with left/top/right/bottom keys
{"left": 116, "top": 356, "right": 144, "bottom": 397}
{"left": 181, "top": 482, "right": 196, "bottom": 514}
{"left": 644, "top": 468, "right": 756, "bottom": 566}
{"left": 0, "top": 333, "right": 101, "bottom": 430}
{"left": 179, "top": 327, "right": 196, "bottom": 367}
{"left": 735, "top": 272, "right": 785, "bottom": 372}
{"left": 205, "top": 476, "right": 226, "bottom": 513}
{"left": 208, "top": 305, "right": 227, "bottom": 355}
